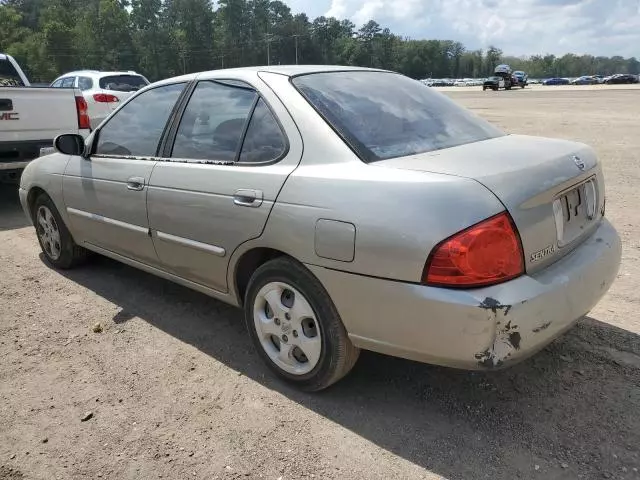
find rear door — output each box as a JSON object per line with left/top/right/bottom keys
{"left": 147, "top": 76, "right": 302, "bottom": 292}
{"left": 63, "top": 82, "right": 187, "bottom": 265}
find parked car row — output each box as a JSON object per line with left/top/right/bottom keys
{"left": 421, "top": 74, "right": 639, "bottom": 87}
{"left": 545, "top": 74, "right": 639, "bottom": 86}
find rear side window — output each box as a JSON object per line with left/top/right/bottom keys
{"left": 239, "top": 99, "right": 287, "bottom": 163}
{"left": 95, "top": 83, "right": 185, "bottom": 157}
{"left": 99, "top": 75, "right": 148, "bottom": 92}
{"left": 292, "top": 71, "right": 504, "bottom": 162}
{"left": 0, "top": 58, "right": 24, "bottom": 87}
{"left": 171, "top": 80, "right": 257, "bottom": 161}
{"left": 78, "top": 76, "right": 93, "bottom": 91}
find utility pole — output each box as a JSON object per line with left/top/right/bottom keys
{"left": 293, "top": 35, "right": 300, "bottom": 65}
{"left": 266, "top": 34, "right": 274, "bottom": 66}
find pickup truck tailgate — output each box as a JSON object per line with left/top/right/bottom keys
{"left": 0, "top": 87, "right": 84, "bottom": 143}
{"left": 1, "top": 86, "right": 87, "bottom": 170}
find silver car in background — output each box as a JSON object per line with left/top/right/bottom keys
{"left": 50, "top": 70, "right": 149, "bottom": 128}
{"left": 21, "top": 66, "right": 621, "bottom": 390}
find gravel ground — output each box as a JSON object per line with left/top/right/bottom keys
{"left": 1, "top": 87, "right": 639, "bottom": 480}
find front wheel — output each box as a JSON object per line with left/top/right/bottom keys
{"left": 244, "top": 257, "right": 360, "bottom": 391}
{"left": 33, "top": 193, "right": 87, "bottom": 269}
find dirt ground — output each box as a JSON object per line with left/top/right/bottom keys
{"left": 1, "top": 87, "right": 639, "bottom": 480}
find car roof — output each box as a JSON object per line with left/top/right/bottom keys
{"left": 57, "top": 70, "right": 144, "bottom": 78}
{"left": 207, "top": 65, "right": 386, "bottom": 77}
{"left": 151, "top": 65, "right": 388, "bottom": 86}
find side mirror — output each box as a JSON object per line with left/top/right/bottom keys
{"left": 54, "top": 134, "right": 86, "bottom": 156}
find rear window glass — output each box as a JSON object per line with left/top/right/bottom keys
{"left": 292, "top": 71, "right": 504, "bottom": 162}
{"left": 0, "top": 58, "right": 25, "bottom": 87}
{"left": 99, "top": 75, "right": 148, "bottom": 92}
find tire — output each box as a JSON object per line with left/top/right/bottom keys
{"left": 33, "top": 193, "right": 87, "bottom": 269}
{"left": 482, "top": 86, "right": 486, "bottom": 91}
{"left": 244, "top": 257, "right": 360, "bottom": 391}
{"left": 493, "top": 86, "right": 498, "bottom": 91}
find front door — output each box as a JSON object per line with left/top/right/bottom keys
{"left": 63, "top": 82, "right": 187, "bottom": 265}
{"left": 147, "top": 78, "right": 302, "bottom": 292}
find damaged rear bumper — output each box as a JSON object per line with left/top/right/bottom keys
{"left": 307, "top": 219, "right": 622, "bottom": 370}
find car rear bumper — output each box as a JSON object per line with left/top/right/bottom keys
{"left": 307, "top": 218, "right": 622, "bottom": 369}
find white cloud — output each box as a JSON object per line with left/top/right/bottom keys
{"left": 307, "top": 0, "right": 640, "bottom": 57}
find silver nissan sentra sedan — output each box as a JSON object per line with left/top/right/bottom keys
{"left": 19, "top": 66, "right": 621, "bottom": 391}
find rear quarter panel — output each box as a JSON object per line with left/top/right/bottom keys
{"left": 254, "top": 162, "right": 505, "bottom": 282}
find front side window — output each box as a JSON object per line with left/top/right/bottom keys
{"left": 95, "top": 83, "right": 185, "bottom": 157}
{"left": 292, "top": 71, "right": 504, "bottom": 162}
{"left": 50, "top": 79, "right": 63, "bottom": 88}
{"left": 61, "top": 77, "right": 75, "bottom": 88}
{"left": 171, "top": 80, "right": 257, "bottom": 161}
{"left": 0, "top": 58, "right": 25, "bottom": 87}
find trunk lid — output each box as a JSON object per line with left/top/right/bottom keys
{"left": 376, "top": 134, "right": 605, "bottom": 273}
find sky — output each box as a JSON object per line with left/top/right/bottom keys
{"left": 283, "top": 0, "right": 640, "bottom": 58}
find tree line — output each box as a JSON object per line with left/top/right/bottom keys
{"left": 1, "top": 0, "right": 639, "bottom": 83}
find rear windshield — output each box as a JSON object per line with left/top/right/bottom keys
{"left": 0, "top": 58, "right": 25, "bottom": 87}
{"left": 99, "top": 75, "right": 148, "bottom": 92}
{"left": 292, "top": 71, "right": 504, "bottom": 162}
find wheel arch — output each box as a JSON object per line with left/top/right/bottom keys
{"left": 27, "top": 185, "right": 47, "bottom": 218}
{"left": 233, "top": 247, "right": 292, "bottom": 306}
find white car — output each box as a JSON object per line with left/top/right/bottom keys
{"left": 51, "top": 70, "right": 149, "bottom": 128}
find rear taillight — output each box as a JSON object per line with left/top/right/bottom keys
{"left": 75, "top": 96, "right": 91, "bottom": 130}
{"left": 423, "top": 212, "right": 524, "bottom": 288}
{"left": 93, "top": 93, "right": 119, "bottom": 103}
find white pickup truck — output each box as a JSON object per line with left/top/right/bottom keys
{"left": 0, "top": 53, "right": 91, "bottom": 181}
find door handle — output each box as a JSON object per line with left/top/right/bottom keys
{"left": 233, "top": 189, "right": 263, "bottom": 208}
{"left": 126, "top": 176, "right": 146, "bottom": 191}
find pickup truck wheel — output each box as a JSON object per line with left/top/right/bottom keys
{"left": 245, "top": 257, "right": 359, "bottom": 391}
{"left": 33, "top": 193, "right": 87, "bottom": 269}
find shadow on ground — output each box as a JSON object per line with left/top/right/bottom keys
{"left": 0, "top": 183, "right": 30, "bottom": 231}
{"left": 45, "top": 254, "right": 640, "bottom": 480}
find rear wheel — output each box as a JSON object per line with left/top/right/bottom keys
{"left": 244, "top": 257, "right": 359, "bottom": 391}
{"left": 33, "top": 193, "right": 87, "bottom": 269}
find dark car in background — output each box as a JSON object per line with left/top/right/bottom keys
{"left": 482, "top": 76, "right": 504, "bottom": 91}
{"left": 605, "top": 74, "right": 639, "bottom": 84}
{"left": 543, "top": 77, "right": 570, "bottom": 86}
{"left": 513, "top": 70, "right": 528, "bottom": 88}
